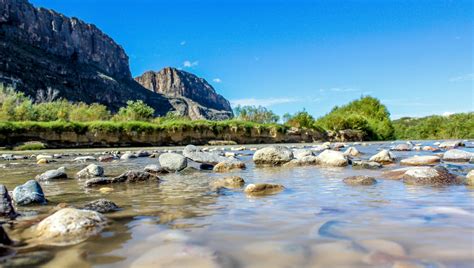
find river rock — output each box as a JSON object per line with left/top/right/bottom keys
{"left": 82, "top": 199, "right": 119, "bottom": 213}
{"left": 439, "top": 140, "right": 464, "bottom": 148}
{"left": 183, "top": 147, "right": 228, "bottom": 165}
{"left": 76, "top": 164, "right": 104, "bottom": 178}
{"left": 252, "top": 146, "right": 293, "bottom": 166}
{"left": 343, "top": 176, "right": 377, "bottom": 186}
{"left": 210, "top": 176, "right": 245, "bottom": 189}
{"left": 343, "top": 147, "right": 360, "bottom": 157}
{"left": 34, "top": 208, "right": 106, "bottom": 246}
{"left": 352, "top": 160, "right": 382, "bottom": 169}
{"left": 0, "top": 226, "right": 12, "bottom": 245}
{"left": 85, "top": 171, "right": 159, "bottom": 187}
{"left": 144, "top": 164, "right": 169, "bottom": 175}
{"left": 34, "top": 167, "right": 68, "bottom": 181}
{"left": 400, "top": 155, "right": 440, "bottom": 166}
{"left": 402, "top": 166, "right": 461, "bottom": 186}
{"left": 283, "top": 156, "right": 319, "bottom": 167}
{"left": 244, "top": 183, "right": 285, "bottom": 196}
{"left": 12, "top": 180, "right": 47, "bottom": 205}
{"left": 159, "top": 153, "right": 187, "bottom": 172}
{"left": 36, "top": 158, "right": 49, "bottom": 164}
{"left": 136, "top": 150, "right": 150, "bottom": 157}
{"left": 0, "top": 185, "right": 16, "bottom": 218}
{"left": 213, "top": 161, "right": 246, "bottom": 172}
{"left": 98, "top": 155, "right": 116, "bottom": 162}
{"left": 392, "top": 143, "right": 412, "bottom": 151}
{"left": 465, "top": 170, "right": 474, "bottom": 186}
{"left": 442, "top": 149, "right": 472, "bottom": 162}
{"left": 120, "top": 153, "right": 137, "bottom": 160}
{"left": 316, "top": 150, "right": 348, "bottom": 167}
{"left": 422, "top": 146, "right": 439, "bottom": 152}
{"left": 36, "top": 154, "right": 53, "bottom": 161}
{"left": 293, "top": 149, "right": 314, "bottom": 159}
{"left": 73, "top": 156, "right": 96, "bottom": 162}
{"left": 369, "top": 150, "right": 396, "bottom": 164}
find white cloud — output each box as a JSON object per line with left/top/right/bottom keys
{"left": 212, "top": 78, "right": 222, "bottom": 83}
{"left": 449, "top": 73, "right": 474, "bottom": 82}
{"left": 183, "top": 60, "right": 198, "bottom": 68}
{"left": 442, "top": 111, "right": 455, "bottom": 117}
{"left": 230, "top": 97, "right": 302, "bottom": 107}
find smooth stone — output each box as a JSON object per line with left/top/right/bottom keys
{"left": 332, "top": 142, "right": 346, "bottom": 150}
{"left": 369, "top": 149, "right": 396, "bottom": 164}
{"left": 439, "top": 140, "right": 464, "bottom": 148}
{"left": 213, "top": 161, "right": 246, "bottom": 172}
{"left": 1, "top": 250, "right": 54, "bottom": 267}
{"left": 210, "top": 176, "right": 245, "bottom": 189}
{"left": 244, "top": 183, "right": 285, "bottom": 196}
{"left": 253, "top": 146, "right": 294, "bottom": 166}
{"left": 352, "top": 160, "right": 382, "bottom": 169}
{"left": 82, "top": 199, "right": 119, "bottom": 213}
{"left": 35, "top": 168, "right": 68, "bottom": 181}
{"left": 392, "top": 144, "right": 412, "bottom": 151}
{"left": 316, "top": 150, "right": 348, "bottom": 167}
{"left": 99, "top": 187, "right": 114, "bottom": 193}
{"left": 442, "top": 149, "right": 473, "bottom": 162}
{"left": 402, "top": 166, "right": 462, "bottom": 186}
{"left": 159, "top": 153, "right": 187, "bottom": 172}
{"left": 33, "top": 208, "right": 106, "bottom": 246}
{"left": 184, "top": 150, "right": 228, "bottom": 165}
{"left": 343, "top": 176, "right": 377, "bottom": 186}
{"left": 144, "top": 164, "right": 169, "bottom": 175}
{"left": 224, "top": 152, "right": 236, "bottom": 157}
{"left": 73, "top": 156, "right": 96, "bottom": 162}
{"left": 98, "top": 155, "right": 116, "bottom": 162}
{"left": 136, "top": 150, "right": 150, "bottom": 157}
{"left": 0, "top": 185, "right": 16, "bottom": 218}
{"left": 309, "top": 241, "right": 365, "bottom": 267}
{"left": 12, "top": 180, "right": 47, "bottom": 205}
{"left": 36, "top": 158, "right": 49, "bottom": 164}
{"left": 120, "top": 153, "right": 137, "bottom": 160}
{"left": 178, "top": 166, "right": 200, "bottom": 175}
{"left": 85, "top": 171, "right": 159, "bottom": 187}
{"left": 36, "top": 154, "right": 53, "bottom": 160}
{"left": 292, "top": 149, "right": 314, "bottom": 159}
{"left": 465, "top": 170, "right": 474, "bottom": 186}
{"left": 343, "top": 147, "right": 360, "bottom": 157}
{"left": 400, "top": 155, "right": 440, "bottom": 166}
{"left": 283, "top": 156, "right": 319, "bottom": 167}
{"left": 76, "top": 164, "right": 104, "bottom": 178}
{"left": 422, "top": 146, "right": 439, "bottom": 152}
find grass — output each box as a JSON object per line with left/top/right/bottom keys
{"left": 14, "top": 142, "right": 47, "bottom": 151}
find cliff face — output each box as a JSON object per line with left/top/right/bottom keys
{"left": 135, "top": 68, "right": 233, "bottom": 113}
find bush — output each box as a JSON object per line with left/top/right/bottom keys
{"left": 113, "top": 100, "right": 155, "bottom": 121}
{"left": 14, "top": 141, "right": 46, "bottom": 151}
{"left": 69, "top": 103, "right": 111, "bottom": 121}
{"left": 283, "top": 109, "right": 315, "bottom": 128}
{"left": 234, "top": 105, "right": 280, "bottom": 124}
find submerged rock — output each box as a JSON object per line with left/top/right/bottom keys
{"left": 369, "top": 150, "right": 396, "bottom": 164}
{"left": 316, "top": 150, "right": 348, "bottom": 167}
{"left": 0, "top": 185, "right": 16, "bottom": 218}
{"left": 35, "top": 167, "right": 68, "bottom": 181}
{"left": 85, "top": 171, "right": 159, "bottom": 187}
{"left": 253, "top": 146, "right": 294, "bottom": 166}
{"left": 400, "top": 155, "right": 440, "bottom": 166}
{"left": 34, "top": 208, "right": 107, "bottom": 246}
{"left": 465, "top": 170, "right": 474, "bottom": 186}
{"left": 82, "top": 199, "right": 119, "bottom": 213}
{"left": 1, "top": 250, "right": 54, "bottom": 267}
{"left": 159, "top": 153, "right": 187, "bottom": 171}
{"left": 210, "top": 176, "right": 245, "bottom": 189}
{"left": 213, "top": 161, "right": 246, "bottom": 172}
{"left": 352, "top": 160, "right": 382, "bottom": 169}
{"left": 283, "top": 156, "right": 319, "bottom": 167}
{"left": 12, "top": 180, "right": 47, "bottom": 205}
{"left": 402, "top": 166, "right": 461, "bottom": 186}
{"left": 73, "top": 156, "right": 96, "bottom": 162}
{"left": 343, "top": 176, "right": 377, "bottom": 186}
{"left": 392, "top": 144, "right": 412, "bottom": 151}
{"left": 76, "top": 164, "right": 104, "bottom": 178}
{"left": 144, "top": 164, "right": 169, "bottom": 175}
{"left": 120, "top": 153, "right": 137, "bottom": 160}
{"left": 244, "top": 183, "right": 285, "bottom": 196}
{"left": 442, "top": 149, "right": 472, "bottom": 162}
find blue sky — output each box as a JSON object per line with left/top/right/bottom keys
{"left": 31, "top": 0, "right": 473, "bottom": 119}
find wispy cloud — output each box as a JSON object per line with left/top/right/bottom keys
{"left": 230, "top": 97, "right": 302, "bottom": 107}
{"left": 442, "top": 111, "right": 455, "bottom": 117}
{"left": 183, "top": 60, "right": 198, "bottom": 68}
{"left": 449, "top": 73, "right": 474, "bottom": 82}
{"left": 180, "top": 41, "right": 186, "bottom": 46}
{"left": 212, "top": 78, "right": 222, "bottom": 83}
{"left": 319, "top": 87, "right": 360, "bottom": 93}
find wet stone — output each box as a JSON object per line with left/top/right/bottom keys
{"left": 144, "top": 164, "right": 169, "bottom": 175}
{"left": 316, "top": 150, "right": 348, "bottom": 167}
{"left": 12, "top": 180, "right": 47, "bottom": 205}
{"left": 442, "top": 149, "right": 473, "bottom": 162}
{"left": 1, "top": 250, "right": 54, "bottom": 268}
{"left": 352, "top": 160, "right": 383, "bottom": 169}
{"left": 343, "top": 176, "right": 377, "bottom": 186}
{"left": 82, "top": 199, "right": 119, "bottom": 213}
{"left": 244, "top": 183, "right": 285, "bottom": 196}
{"left": 369, "top": 149, "right": 396, "bottom": 164}
{"left": 210, "top": 176, "right": 245, "bottom": 190}
{"left": 402, "top": 166, "right": 462, "bottom": 186}
{"left": 0, "top": 185, "right": 16, "bottom": 219}
{"left": 400, "top": 155, "right": 440, "bottom": 166}
{"left": 76, "top": 164, "right": 104, "bottom": 178}
{"left": 159, "top": 153, "right": 187, "bottom": 172}
{"left": 213, "top": 161, "right": 246, "bottom": 172}
{"left": 253, "top": 146, "right": 294, "bottom": 166}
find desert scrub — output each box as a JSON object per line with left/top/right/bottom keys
{"left": 14, "top": 141, "right": 46, "bottom": 151}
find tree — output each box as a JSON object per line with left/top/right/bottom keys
{"left": 113, "top": 100, "right": 155, "bottom": 121}
{"left": 234, "top": 105, "right": 279, "bottom": 123}
{"left": 283, "top": 109, "right": 315, "bottom": 128}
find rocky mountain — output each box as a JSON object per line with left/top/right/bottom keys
{"left": 0, "top": 0, "right": 233, "bottom": 120}
{"left": 135, "top": 68, "right": 233, "bottom": 119}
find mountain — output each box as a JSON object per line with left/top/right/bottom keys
{"left": 135, "top": 68, "right": 233, "bottom": 119}
{"left": 0, "top": 0, "right": 233, "bottom": 120}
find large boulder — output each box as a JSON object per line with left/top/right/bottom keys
{"left": 76, "top": 164, "right": 104, "bottom": 178}
{"left": 0, "top": 185, "right": 16, "bottom": 218}
{"left": 33, "top": 208, "right": 107, "bottom": 246}
{"left": 400, "top": 155, "right": 440, "bottom": 166}
{"left": 442, "top": 149, "right": 473, "bottom": 162}
{"left": 316, "top": 150, "right": 348, "bottom": 167}
{"left": 402, "top": 166, "right": 462, "bottom": 186}
{"left": 35, "top": 168, "right": 67, "bottom": 181}
{"left": 158, "top": 153, "right": 187, "bottom": 172}
{"left": 244, "top": 183, "right": 285, "bottom": 196}
{"left": 12, "top": 180, "right": 47, "bottom": 205}
{"left": 253, "top": 146, "right": 294, "bottom": 166}
{"left": 369, "top": 150, "right": 396, "bottom": 164}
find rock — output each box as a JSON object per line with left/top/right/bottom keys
{"left": 159, "top": 153, "right": 187, "bottom": 171}
{"left": 99, "top": 187, "right": 114, "bottom": 194}
{"left": 183, "top": 145, "right": 228, "bottom": 165}
{"left": 292, "top": 149, "right": 314, "bottom": 159}
{"left": 400, "top": 155, "right": 440, "bottom": 166}
{"left": 12, "top": 180, "right": 47, "bottom": 205}
{"left": 213, "top": 161, "right": 246, "bottom": 172}
{"left": 210, "top": 176, "right": 245, "bottom": 189}
{"left": 199, "top": 163, "right": 215, "bottom": 170}
{"left": 439, "top": 140, "right": 464, "bottom": 148}
{"left": 0, "top": 226, "right": 13, "bottom": 245}
{"left": 144, "top": 164, "right": 169, "bottom": 175}
{"left": 465, "top": 170, "right": 474, "bottom": 186}
{"left": 253, "top": 146, "right": 294, "bottom": 166}
{"left": 36, "top": 158, "right": 49, "bottom": 164}
{"left": 34, "top": 208, "right": 107, "bottom": 246}
{"left": 120, "top": 153, "right": 137, "bottom": 160}
{"left": 352, "top": 160, "right": 382, "bottom": 169}
{"left": 392, "top": 144, "right": 412, "bottom": 151}
{"left": 369, "top": 149, "right": 396, "bottom": 164}
{"left": 283, "top": 156, "right": 319, "bottom": 167}
{"left": 402, "top": 166, "right": 461, "bottom": 186}
{"left": 36, "top": 154, "right": 53, "bottom": 161}
{"left": 382, "top": 167, "right": 413, "bottom": 180}
{"left": 442, "top": 149, "right": 472, "bottom": 162}
{"left": 73, "top": 156, "right": 96, "bottom": 162}
{"left": 1, "top": 251, "right": 54, "bottom": 267}
{"left": 136, "top": 151, "right": 150, "bottom": 157}
{"left": 244, "top": 183, "right": 285, "bottom": 196}
{"left": 98, "top": 155, "right": 116, "bottom": 162}
{"left": 343, "top": 176, "right": 377, "bottom": 186}
{"left": 82, "top": 199, "right": 119, "bottom": 213}
{"left": 85, "top": 171, "right": 159, "bottom": 187}
{"left": 343, "top": 147, "right": 360, "bottom": 157}
{"left": 422, "top": 146, "right": 439, "bottom": 152}
{"left": 316, "top": 150, "right": 348, "bottom": 167}
{"left": 224, "top": 152, "right": 236, "bottom": 157}
{"left": 35, "top": 168, "right": 68, "bottom": 181}
{"left": 76, "top": 164, "right": 104, "bottom": 178}
{"left": 0, "top": 185, "right": 16, "bottom": 218}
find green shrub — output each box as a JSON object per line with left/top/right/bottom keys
{"left": 234, "top": 105, "right": 280, "bottom": 124}
{"left": 14, "top": 142, "right": 46, "bottom": 151}
{"left": 283, "top": 109, "right": 315, "bottom": 128}
{"left": 113, "top": 100, "right": 155, "bottom": 121}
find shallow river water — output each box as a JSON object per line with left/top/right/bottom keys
{"left": 0, "top": 141, "right": 473, "bottom": 267}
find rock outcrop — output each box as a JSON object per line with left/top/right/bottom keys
{"left": 135, "top": 68, "right": 233, "bottom": 120}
